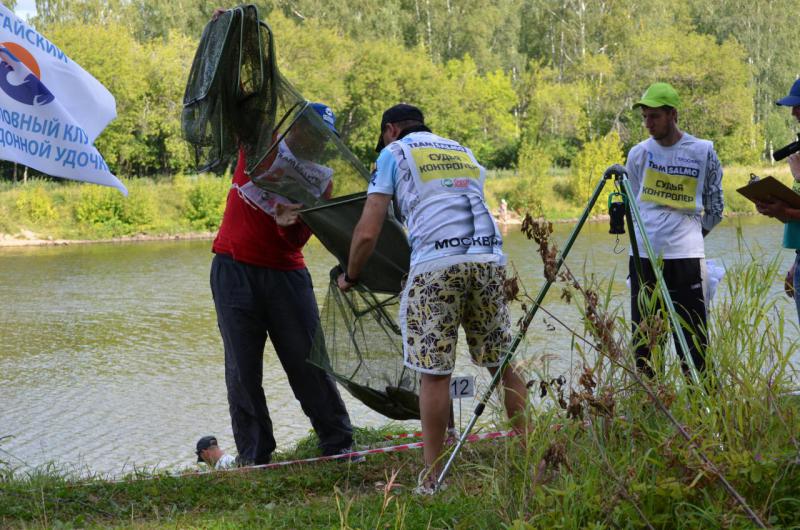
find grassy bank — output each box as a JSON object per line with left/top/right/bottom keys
{"left": 2, "top": 254, "right": 799, "bottom": 528}
{"left": 0, "top": 165, "right": 790, "bottom": 243}
{"left": 0, "top": 174, "right": 230, "bottom": 242}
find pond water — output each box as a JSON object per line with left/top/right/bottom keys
{"left": 1, "top": 215, "right": 797, "bottom": 476}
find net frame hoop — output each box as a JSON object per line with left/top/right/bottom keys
{"left": 244, "top": 101, "right": 372, "bottom": 186}
{"left": 182, "top": 16, "right": 234, "bottom": 106}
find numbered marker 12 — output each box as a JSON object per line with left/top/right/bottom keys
{"left": 450, "top": 375, "right": 475, "bottom": 399}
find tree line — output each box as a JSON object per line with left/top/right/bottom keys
{"left": 1, "top": 0, "right": 798, "bottom": 181}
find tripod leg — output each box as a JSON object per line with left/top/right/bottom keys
{"left": 620, "top": 179, "right": 645, "bottom": 281}
{"left": 435, "top": 172, "right": 612, "bottom": 488}
{"left": 448, "top": 399, "right": 455, "bottom": 434}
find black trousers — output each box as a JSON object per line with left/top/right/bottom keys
{"left": 211, "top": 253, "right": 353, "bottom": 464}
{"left": 629, "top": 256, "right": 707, "bottom": 379}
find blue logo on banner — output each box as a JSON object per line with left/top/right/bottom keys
{"left": 0, "top": 42, "right": 55, "bottom": 106}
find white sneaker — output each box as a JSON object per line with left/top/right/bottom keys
{"left": 414, "top": 468, "right": 447, "bottom": 496}
{"left": 413, "top": 482, "right": 438, "bottom": 496}
{"left": 446, "top": 427, "right": 459, "bottom": 443}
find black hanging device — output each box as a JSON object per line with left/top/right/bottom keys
{"left": 608, "top": 191, "right": 626, "bottom": 234}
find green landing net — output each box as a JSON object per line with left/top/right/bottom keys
{"left": 182, "top": 4, "right": 419, "bottom": 420}
{"left": 181, "top": 4, "right": 282, "bottom": 173}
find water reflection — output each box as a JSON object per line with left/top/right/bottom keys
{"left": 0, "top": 216, "right": 796, "bottom": 476}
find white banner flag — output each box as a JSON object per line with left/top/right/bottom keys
{"left": 0, "top": 4, "right": 126, "bottom": 195}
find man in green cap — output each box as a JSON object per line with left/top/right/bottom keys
{"left": 625, "top": 82, "right": 724, "bottom": 380}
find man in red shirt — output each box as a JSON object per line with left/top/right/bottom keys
{"left": 210, "top": 103, "right": 354, "bottom": 465}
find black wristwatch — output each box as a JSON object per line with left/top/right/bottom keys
{"left": 344, "top": 273, "right": 359, "bottom": 284}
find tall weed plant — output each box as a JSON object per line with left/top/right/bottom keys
{"left": 478, "top": 218, "right": 800, "bottom": 528}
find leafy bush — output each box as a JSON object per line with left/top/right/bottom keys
{"left": 73, "top": 184, "right": 156, "bottom": 236}
{"left": 14, "top": 186, "right": 57, "bottom": 223}
{"left": 506, "top": 142, "right": 553, "bottom": 215}
{"left": 570, "top": 131, "right": 623, "bottom": 205}
{"left": 505, "top": 175, "right": 541, "bottom": 215}
{"left": 183, "top": 176, "right": 229, "bottom": 231}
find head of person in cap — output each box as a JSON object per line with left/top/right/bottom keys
{"left": 285, "top": 101, "right": 338, "bottom": 161}
{"left": 633, "top": 82, "right": 682, "bottom": 147}
{"left": 195, "top": 435, "right": 237, "bottom": 469}
{"left": 309, "top": 102, "right": 339, "bottom": 136}
{"left": 375, "top": 103, "right": 431, "bottom": 153}
{"left": 776, "top": 78, "right": 800, "bottom": 123}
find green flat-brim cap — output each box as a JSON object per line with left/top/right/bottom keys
{"left": 633, "top": 82, "right": 680, "bottom": 109}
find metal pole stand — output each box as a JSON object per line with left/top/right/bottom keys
{"left": 435, "top": 164, "right": 700, "bottom": 488}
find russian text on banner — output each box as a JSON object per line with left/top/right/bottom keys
{"left": 0, "top": 5, "right": 126, "bottom": 194}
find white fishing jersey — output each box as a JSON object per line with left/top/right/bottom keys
{"left": 625, "top": 133, "right": 722, "bottom": 259}
{"left": 369, "top": 131, "right": 503, "bottom": 268}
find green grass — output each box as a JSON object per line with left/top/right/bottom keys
{"left": 0, "top": 428, "right": 507, "bottom": 529}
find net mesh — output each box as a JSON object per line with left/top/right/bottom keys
{"left": 312, "top": 268, "right": 420, "bottom": 420}
{"left": 182, "top": 4, "right": 418, "bottom": 420}
{"left": 300, "top": 195, "right": 409, "bottom": 294}
{"left": 182, "top": 5, "right": 287, "bottom": 173}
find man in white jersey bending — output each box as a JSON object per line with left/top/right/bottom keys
{"left": 337, "top": 104, "right": 528, "bottom": 494}
{"left": 625, "top": 83, "right": 724, "bottom": 380}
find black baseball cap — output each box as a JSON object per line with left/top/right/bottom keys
{"left": 196, "top": 435, "right": 218, "bottom": 463}
{"left": 375, "top": 103, "right": 425, "bottom": 153}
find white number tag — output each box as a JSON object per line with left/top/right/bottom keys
{"left": 449, "top": 375, "right": 475, "bottom": 399}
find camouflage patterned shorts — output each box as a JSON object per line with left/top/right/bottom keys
{"left": 400, "top": 261, "right": 511, "bottom": 375}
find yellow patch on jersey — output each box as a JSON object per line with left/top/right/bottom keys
{"left": 641, "top": 168, "right": 698, "bottom": 210}
{"left": 411, "top": 148, "right": 481, "bottom": 182}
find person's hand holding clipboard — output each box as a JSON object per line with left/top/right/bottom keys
{"left": 738, "top": 165, "right": 800, "bottom": 223}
